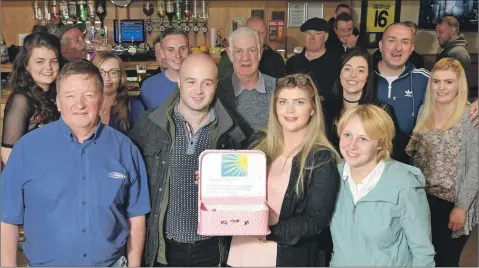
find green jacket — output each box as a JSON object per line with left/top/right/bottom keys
{"left": 330, "top": 160, "right": 435, "bottom": 266}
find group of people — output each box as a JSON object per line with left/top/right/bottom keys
{"left": 1, "top": 3, "right": 478, "bottom": 267}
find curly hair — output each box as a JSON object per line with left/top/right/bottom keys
{"left": 9, "top": 32, "right": 62, "bottom": 120}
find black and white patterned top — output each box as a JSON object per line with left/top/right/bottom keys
{"left": 164, "top": 106, "right": 215, "bottom": 243}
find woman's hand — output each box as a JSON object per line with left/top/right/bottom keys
{"left": 448, "top": 207, "right": 466, "bottom": 231}
{"left": 195, "top": 170, "right": 200, "bottom": 185}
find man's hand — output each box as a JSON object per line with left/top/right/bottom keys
{"left": 469, "top": 99, "right": 478, "bottom": 128}
{"left": 449, "top": 207, "right": 466, "bottom": 232}
{"left": 347, "top": 35, "right": 359, "bottom": 48}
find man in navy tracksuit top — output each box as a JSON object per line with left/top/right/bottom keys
{"left": 376, "top": 22, "right": 478, "bottom": 163}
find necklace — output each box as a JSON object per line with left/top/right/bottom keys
{"left": 343, "top": 96, "right": 360, "bottom": 103}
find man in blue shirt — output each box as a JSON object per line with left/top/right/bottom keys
{"left": 140, "top": 28, "right": 190, "bottom": 110}
{"left": 1, "top": 61, "right": 151, "bottom": 267}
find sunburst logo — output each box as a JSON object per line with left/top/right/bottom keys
{"left": 221, "top": 154, "right": 248, "bottom": 177}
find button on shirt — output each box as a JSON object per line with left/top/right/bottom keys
{"left": 343, "top": 161, "right": 385, "bottom": 204}
{"left": 1, "top": 118, "right": 151, "bottom": 267}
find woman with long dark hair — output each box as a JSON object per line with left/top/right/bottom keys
{"left": 92, "top": 51, "right": 144, "bottom": 133}
{"left": 1, "top": 32, "right": 62, "bottom": 164}
{"left": 324, "top": 47, "right": 394, "bottom": 151}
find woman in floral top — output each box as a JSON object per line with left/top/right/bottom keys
{"left": 406, "top": 58, "right": 478, "bottom": 267}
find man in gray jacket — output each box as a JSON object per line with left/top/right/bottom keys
{"left": 436, "top": 16, "right": 471, "bottom": 67}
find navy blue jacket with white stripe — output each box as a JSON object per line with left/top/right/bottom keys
{"left": 375, "top": 62, "right": 430, "bottom": 163}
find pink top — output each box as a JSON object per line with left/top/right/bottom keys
{"left": 227, "top": 155, "right": 293, "bottom": 267}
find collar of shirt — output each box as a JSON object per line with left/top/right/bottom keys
{"left": 58, "top": 116, "right": 103, "bottom": 143}
{"left": 173, "top": 101, "right": 216, "bottom": 138}
{"left": 343, "top": 160, "right": 385, "bottom": 203}
{"left": 232, "top": 72, "right": 266, "bottom": 97}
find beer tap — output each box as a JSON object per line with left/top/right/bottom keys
{"left": 165, "top": 0, "right": 175, "bottom": 28}
{"left": 183, "top": 0, "right": 191, "bottom": 35}
{"left": 200, "top": 0, "right": 208, "bottom": 46}
{"left": 87, "top": 0, "right": 96, "bottom": 41}
{"left": 192, "top": 0, "right": 199, "bottom": 47}
{"left": 143, "top": 0, "right": 154, "bottom": 36}
{"left": 96, "top": 0, "right": 107, "bottom": 39}
{"left": 157, "top": 0, "right": 166, "bottom": 35}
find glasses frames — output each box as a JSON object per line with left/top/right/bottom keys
{"left": 100, "top": 69, "right": 121, "bottom": 78}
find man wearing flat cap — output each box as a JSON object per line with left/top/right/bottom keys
{"left": 55, "top": 23, "right": 87, "bottom": 62}
{"left": 286, "top": 17, "right": 341, "bottom": 103}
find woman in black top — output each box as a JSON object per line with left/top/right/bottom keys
{"left": 1, "top": 33, "right": 62, "bottom": 164}
{"left": 324, "top": 47, "right": 395, "bottom": 151}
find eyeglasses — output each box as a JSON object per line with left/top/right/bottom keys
{"left": 277, "top": 75, "right": 313, "bottom": 87}
{"left": 100, "top": 69, "right": 120, "bottom": 78}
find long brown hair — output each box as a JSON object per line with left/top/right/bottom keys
{"left": 92, "top": 51, "right": 130, "bottom": 132}
{"left": 252, "top": 73, "right": 340, "bottom": 197}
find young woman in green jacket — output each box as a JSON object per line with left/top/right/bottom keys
{"left": 330, "top": 105, "right": 435, "bottom": 266}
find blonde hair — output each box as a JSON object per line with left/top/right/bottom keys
{"left": 92, "top": 51, "right": 130, "bottom": 132}
{"left": 228, "top": 27, "right": 262, "bottom": 62}
{"left": 337, "top": 105, "right": 395, "bottom": 161}
{"left": 252, "top": 73, "right": 340, "bottom": 197}
{"left": 414, "top": 58, "right": 469, "bottom": 132}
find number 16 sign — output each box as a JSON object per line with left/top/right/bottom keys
{"left": 360, "top": 0, "right": 401, "bottom": 48}
{"left": 366, "top": 0, "right": 398, "bottom": 32}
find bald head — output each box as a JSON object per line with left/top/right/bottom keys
{"left": 246, "top": 16, "right": 266, "bottom": 46}
{"left": 179, "top": 53, "right": 218, "bottom": 79}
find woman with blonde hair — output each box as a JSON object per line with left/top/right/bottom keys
{"left": 226, "top": 73, "right": 341, "bottom": 267}
{"left": 330, "top": 104, "right": 435, "bottom": 266}
{"left": 92, "top": 51, "right": 144, "bottom": 133}
{"left": 406, "top": 57, "right": 478, "bottom": 267}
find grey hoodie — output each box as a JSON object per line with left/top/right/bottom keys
{"left": 437, "top": 33, "right": 471, "bottom": 67}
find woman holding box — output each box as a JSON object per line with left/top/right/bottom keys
{"left": 226, "top": 73, "right": 341, "bottom": 267}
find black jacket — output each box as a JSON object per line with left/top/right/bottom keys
{"left": 225, "top": 132, "right": 340, "bottom": 266}
{"left": 128, "top": 89, "right": 246, "bottom": 266}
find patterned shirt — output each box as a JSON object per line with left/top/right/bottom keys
{"left": 164, "top": 104, "right": 215, "bottom": 243}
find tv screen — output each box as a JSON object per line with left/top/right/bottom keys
{"left": 418, "top": 0, "right": 478, "bottom": 31}
{"left": 120, "top": 20, "right": 145, "bottom": 43}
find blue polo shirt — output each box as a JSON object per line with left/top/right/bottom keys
{"left": 1, "top": 118, "right": 151, "bottom": 267}
{"left": 139, "top": 72, "right": 178, "bottom": 110}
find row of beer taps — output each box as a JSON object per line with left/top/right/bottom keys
{"left": 143, "top": 0, "right": 209, "bottom": 46}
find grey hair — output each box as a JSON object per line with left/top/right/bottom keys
{"left": 228, "top": 27, "right": 262, "bottom": 62}
{"left": 56, "top": 61, "right": 104, "bottom": 94}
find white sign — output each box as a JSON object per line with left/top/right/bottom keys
{"left": 288, "top": 2, "right": 307, "bottom": 27}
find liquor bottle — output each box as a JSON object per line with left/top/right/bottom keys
{"left": 59, "top": 1, "right": 69, "bottom": 24}
{"left": 50, "top": 0, "right": 61, "bottom": 24}
{"left": 165, "top": 0, "right": 175, "bottom": 26}
{"left": 68, "top": 0, "right": 78, "bottom": 23}
{"left": 174, "top": 0, "right": 182, "bottom": 23}
{"left": 33, "top": 0, "right": 43, "bottom": 25}
{"left": 77, "top": 0, "right": 88, "bottom": 23}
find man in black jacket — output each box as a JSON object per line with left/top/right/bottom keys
{"left": 326, "top": 13, "right": 360, "bottom": 58}
{"left": 129, "top": 53, "right": 246, "bottom": 267}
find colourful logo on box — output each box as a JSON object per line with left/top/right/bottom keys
{"left": 221, "top": 154, "right": 248, "bottom": 177}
